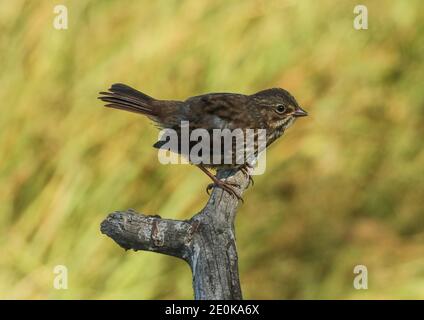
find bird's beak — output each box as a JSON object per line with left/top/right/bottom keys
{"left": 293, "top": 106, "right": 308, "bottom": 117}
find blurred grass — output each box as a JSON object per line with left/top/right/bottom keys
{"left": 0, "top": 0, "right": 424, "bottom": 299}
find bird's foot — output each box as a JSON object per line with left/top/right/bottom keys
{"left": 239, "top": 165, "right": 254, "bottom": 187}
{"left": 197, "top": 164, "right": 243, "bottom": 201}
{"left": 206, "top": 180, "right": 243, "bottom": 202}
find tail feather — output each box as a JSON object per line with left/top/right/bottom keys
{"left": 110, "top": 83, "right": 153, "bottom": 102}
{"left": 98, "top": 83, "right": 157, "bottom": 116}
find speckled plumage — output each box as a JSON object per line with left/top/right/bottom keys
{"left": 99, "top": 83, "right": 308, "bottom": 199}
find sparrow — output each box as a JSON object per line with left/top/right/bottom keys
{"left": 99, "top": 83, "right": 307, "bottom": 200}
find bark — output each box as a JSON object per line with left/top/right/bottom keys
{"left": 100, "top": 168, "right": 250, "bottom": 300}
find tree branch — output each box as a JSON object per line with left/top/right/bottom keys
{"left": 100, "top": 168, "right": 250, "bottom": 300}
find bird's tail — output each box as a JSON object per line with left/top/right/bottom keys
{"left": 98, "top": 83, "right": 158, "bottom": 117}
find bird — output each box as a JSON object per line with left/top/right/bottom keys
{"left": 98, "top": 83, "right": 308, "bottom": 200}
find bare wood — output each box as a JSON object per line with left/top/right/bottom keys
{"left": 100, "top": 168, "right": 250, "bottom": 300}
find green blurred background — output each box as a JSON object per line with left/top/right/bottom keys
{"left": 1, "top": 0, "right": 424, "bottom": 299}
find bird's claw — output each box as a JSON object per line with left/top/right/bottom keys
{"left": 206, "top": 180, "right": 243, "bottom": 202}
{"left": 239, "top": 165, "right": 254, "bottom": 187}
{"left": 206, "top": 183, "right": 213, "bottom": 195}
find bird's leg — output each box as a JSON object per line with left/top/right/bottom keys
{"left": 196, "top": 164, "right": 243, "bottom": 201}
{"left": 239, "top": 164, "right": 254, "bottom": 187}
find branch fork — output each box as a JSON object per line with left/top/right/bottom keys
{"left": 100, "top": 169, "right": 250, "bottom": 300}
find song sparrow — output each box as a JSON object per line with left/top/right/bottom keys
{"left": 98, "top": 83, "right": 307, "bottom": 200}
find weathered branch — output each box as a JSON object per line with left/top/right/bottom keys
{"left": 100, "top": 168, "right": 250, "bottom": 300}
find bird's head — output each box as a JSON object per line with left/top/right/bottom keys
{"left": 251, "top": 88, "right": 308, "bottom": 131}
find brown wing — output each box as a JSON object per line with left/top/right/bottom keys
{"left": 154, "top": 93, "right": 264, "bottom": 166}
{"left": 181, "top": 93, "right": 262, "bottom": 131}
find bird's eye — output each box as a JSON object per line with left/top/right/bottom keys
{"left": 275, "top": 105, "right": 286, "bottom": 114}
